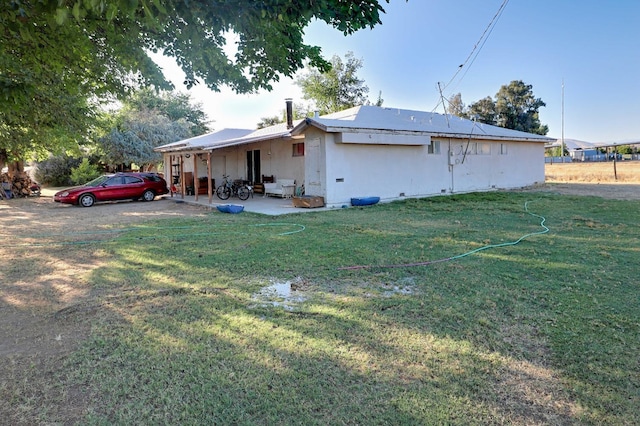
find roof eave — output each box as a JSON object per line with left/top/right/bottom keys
{"left": 297, "top": 120, "right": 551, "bottom": 142}
{"left": 428, "top": 132, "right": 552, "bottom": 142}
{"left": 203, "top": 132, "right": 298, "bottom": 151}
{"left": 291, "top": 118, "right": 328, "bottom": 135}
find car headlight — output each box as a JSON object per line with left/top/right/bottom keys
{"left": 60, "top": 191, "right": 70, "bottom": 197}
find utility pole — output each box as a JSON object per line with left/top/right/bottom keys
{"left": 561, "top": 79, "right": 565, "bottom": 162}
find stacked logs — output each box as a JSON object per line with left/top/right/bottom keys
{"left": 1, "top": 172, "right": 40, "bottom": 198}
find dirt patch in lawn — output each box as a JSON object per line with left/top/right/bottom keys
{"left": 0, "top": 196, "right": 209, "bottom": 425}
{"left": 519, "top": 182, "right": 640, "bottom": 200}
{"left": 1, "top": 183, "right": 637, "bottom": 424}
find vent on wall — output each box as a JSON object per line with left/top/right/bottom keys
{"left": 336, "top": 178, "right": 344, "bottom": 182}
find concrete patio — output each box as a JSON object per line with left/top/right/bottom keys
{"left": 162, "top": 193, "right": 333, "bottom": 216}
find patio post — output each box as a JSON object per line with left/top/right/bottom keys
{"left": 207, "top": 152, "right": 213, "bottom": 204}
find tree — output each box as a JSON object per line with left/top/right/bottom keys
{"left": 0, "top": 19, "right": 98, "bottom": 171}
{"left": 97, "top": 89, "right": 206, "bottom": 170}
{"left": 70, "top": 158, "right": 101, "bottom": 185}
{"left": 123, "top": 89, "right": 212, "bottom": 136}
{"left": 3, "top": 1, "right": 390, "bottom": 96}
{"left": 373, "top": 91, "right": 385, "bottom": 107}
{"left": 465, "top": 81, "right": 548, "bottom": 134}
{"left": 447, "top": 93, "right": 466, "bottom": 117}
{"left": 494, "top": 80, "right": 548, "bottom": 135}
{"left": 467, "top": 96, "right": 497, "bottom": 125}
{"left": 99, "top": 110, "right": 192, "bottom": 171}
{"left": 296, "top": 52, "right": 372, "bottom": 114}
{"left": 1, "top": 0, "right": 392, "bottom": 169}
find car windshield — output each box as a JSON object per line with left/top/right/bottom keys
{"left": 84, "top": 175, "right": 111, "bottom": 187}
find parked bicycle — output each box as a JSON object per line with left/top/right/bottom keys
{"left": 216, "top": 175, "right": 252, "bottom": 201}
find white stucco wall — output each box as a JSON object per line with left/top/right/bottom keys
{"left": 310, "top": 131, "right": 545, "bottom": 208}
{"left": 162, "top": 129, "right": 544, "bottom": 206}
{"left": 444, "top": 138, "right": 545, "bottom": 193}
{"left": 318, "top": 132, "right": 451, "bottom": 207}
{"left": 247, "top": 139, "right": 305, "bottom": 185}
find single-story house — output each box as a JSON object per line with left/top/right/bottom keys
{"left": 155, "top": 103, "right": 553, "bottom": 207}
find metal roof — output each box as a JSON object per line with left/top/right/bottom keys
{"left": 157, "top": 106, "right": 555, "bottom": 154}
{"left": 155, "top": 122, "right": 305, "bottom": 152}
{"left": 200, "top": 120, "right": 304, "bottom": 150}
{"left": 292, "top": 105, "right": 554, "bottom": 143}
{"left": 155, "top": 128, "right": 253, "bottom": 152}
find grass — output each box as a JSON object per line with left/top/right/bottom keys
{"left": 35, "top": 193, "right": 640, "bottom": 423}
{"left": 546, "top": 161, "right": 640, "bottom": 182}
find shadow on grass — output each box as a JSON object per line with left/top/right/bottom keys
{"left": 61, "top": 193, "right": 639, "bottom": 424}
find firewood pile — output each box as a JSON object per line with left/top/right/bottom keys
{"left": 1, "top": 172, "right": 40, "bottom": 198}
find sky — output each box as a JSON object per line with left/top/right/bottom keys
{"left": 150, "top": 0, "right": 640, "bottom": 143}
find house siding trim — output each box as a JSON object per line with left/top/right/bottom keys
{"left": 336, "top": 132, "right": 430, "bottom": 146}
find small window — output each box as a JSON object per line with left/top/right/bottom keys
{"left": 428, "top": 141, "right": 441, "bottom": 154}
{"left": 292, "top": 143, "right": 305, "bottom": 157}
{"left": 500, "top": 144, "right": 508, "bottom": 155}
{"left": 478, "top": 143, "right": 491, "bottom": 155}
{"left": 464, "top": 142, "right": 477, "bottom": 155}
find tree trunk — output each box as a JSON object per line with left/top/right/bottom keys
{"left": 0, "top": 148, "right": 24, "bottom": 177}
{"left": 7, "top": 160, "right": 24, "bottom": 177}
{"left": 0, "top": 149, "right": 7, "bottom": 174}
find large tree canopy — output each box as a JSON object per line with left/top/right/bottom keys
{"left": 1, "top": 0, "right": 393, "bottom": 166}
{"left": 122, "top": 88, "right": 211, "bottom": 136}
{"left": 2, "top": 0, "right": 391, "bottom": 95}
{"left": 97, "top": 89, "right": 208, "bottom": 170}
{"left": 494, "top": 80, "right": 548, "bottom": 135}
{"left": 448, "top": 80, "right": 548, "bottom": 135}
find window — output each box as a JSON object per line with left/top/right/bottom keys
{"left": 478, "top": 143, "right": 491, "bottom": 155}
{"left": 464, "top": 142, "right": 477, "bottom": 155}
{"left": 105, "top": 177, "right": 123, "bottom": 186}
{"left": 500, "top": 144, "right": 508, "bottom": 155}
{"left": 292, "top": 142, "right": 305, "bottom": 157}
{"left": 124, "top": 176, "right": 143, "bottom": 184}
{"left": 427, "top": 141, "right": 441, "bottom": 154}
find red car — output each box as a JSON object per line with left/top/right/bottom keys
{"left": 54, "top": 172, "right": 169, "bottom": 207}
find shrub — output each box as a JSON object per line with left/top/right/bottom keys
{"left": 70, "top": 158, "right": 101, "bottom": 185}
{"left": 33, "top": 155, "right": 82, "bottom": 186}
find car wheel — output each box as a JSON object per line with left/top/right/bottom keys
{"left": 142, "top": 189, "right": 156, "bottom": 201}
{"left": 79, "top": 193, "right": 95, "bottom": 207}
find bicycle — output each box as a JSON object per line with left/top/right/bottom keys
{"left": 216, "top": 175, "right": 252, "bottom": 201}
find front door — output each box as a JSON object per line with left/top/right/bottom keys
{"left": 305, "top": 138, "right": 322, "bottom": 196}
{"left": 246, "top": 150, "right": 261, "bottom": 183}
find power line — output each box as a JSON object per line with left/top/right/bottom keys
{"left": 441, "top": 0, "right": 511, "bottom": 94}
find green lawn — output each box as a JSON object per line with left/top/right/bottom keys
{"left": 62, "top": 192, "right": 638, "bottom": 424}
